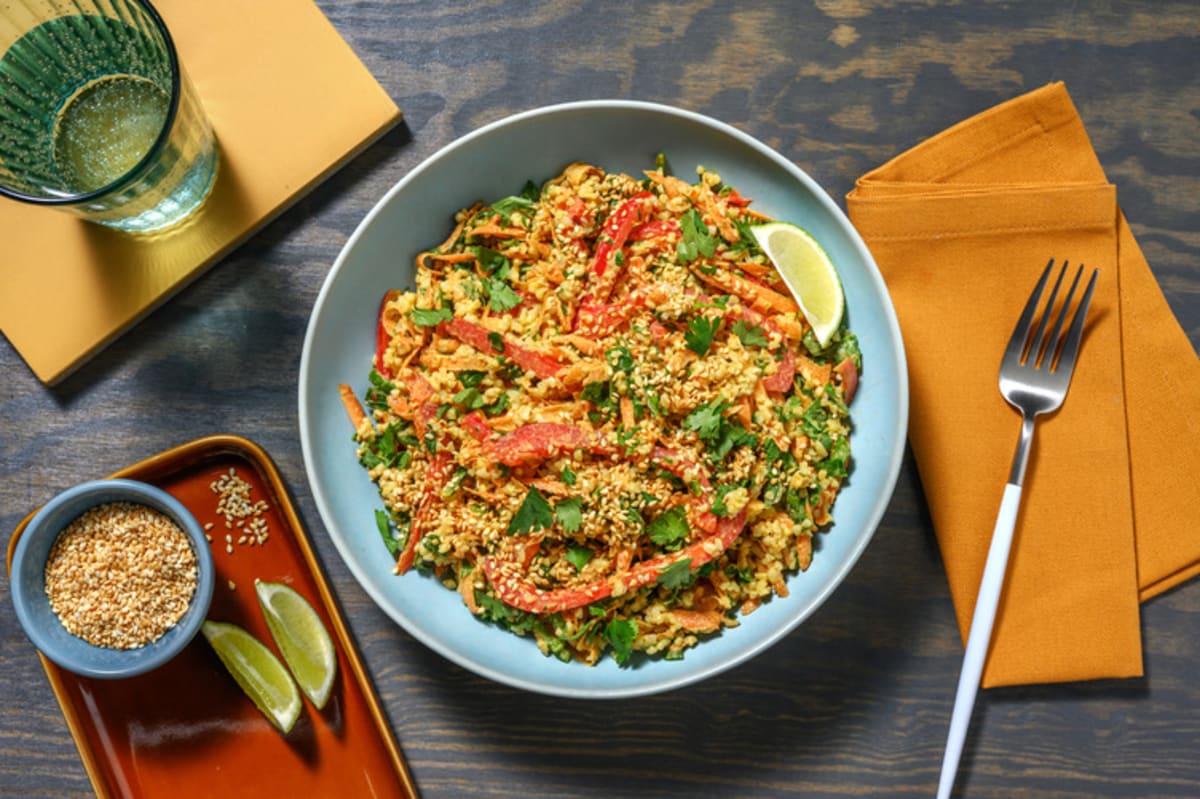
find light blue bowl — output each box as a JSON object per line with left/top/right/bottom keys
{"left": 299, "top": 100, "right": 908, "bottom": 698}
{"left": 10, "top": 478, "right": 215, "bottom": 679}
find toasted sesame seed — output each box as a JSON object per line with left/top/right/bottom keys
{"left": 44, "top": 502, "right": 197, "bottom": 650}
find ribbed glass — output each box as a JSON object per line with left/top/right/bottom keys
{"left": 0, "top": 0, "right": 216, "bottom": 233}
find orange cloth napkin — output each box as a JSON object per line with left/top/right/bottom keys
{"left": 846, "top": 82, "right": 1200, "bottom": 687}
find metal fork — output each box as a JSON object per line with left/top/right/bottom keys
{"left": 936, "top": 259, "right": 1099, "bottom": 799}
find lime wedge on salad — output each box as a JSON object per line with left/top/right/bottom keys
{"left": 201, "top": 620, "right": 302, "bottom": 734}
{"left": 255, "top": 580, "right": 337, "bottom": 710}
{"left": 751, "top": 222, "right": 844, "bottom": 347}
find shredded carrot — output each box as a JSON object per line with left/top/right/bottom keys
{"left": 690, "top": 265, "right": 799, "bottom": 315}
{"left": 338, "top": 384, "right": 369, "bottom": 430}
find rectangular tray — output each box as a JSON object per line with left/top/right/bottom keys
{"left": 6, "top": 434, "right": 419, "bottom": 799}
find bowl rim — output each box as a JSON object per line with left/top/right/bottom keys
{"left": 299, "top": 99, "right": 909, "bottom": 698}
{"left": 9, "top": 477, "right": 215, "bottom": 679}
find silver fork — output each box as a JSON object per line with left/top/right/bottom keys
{"left": 936, "top": 259, "right": 1099, "bottom": 799}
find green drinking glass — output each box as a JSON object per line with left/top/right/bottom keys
{"left": 0, "top": 0, "right": 217, "bottom": 233}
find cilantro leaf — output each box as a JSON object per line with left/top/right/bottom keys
{"left": 646, "top": 506, "right": 689, "bottom": 548}
{"left": 566, "top": 545, "right": 593, "bottom": 571}
{"left": 732, "top": 319, "right": 769, "bottom": 348}
{"left": 472, "top": 245, "right": 511, "bottom": 275}
{"left": 822, "top": 435, "right": 852, "bottom": 480}
{"left": 486, "top": 276, "right": 522, "bottom": 312}
{"left": 561, "top": 465, "right": 577, "bottom": 486}
{"left": 684, "top": 398, "right": 729, "bottom": 441}
{"left": 656, "top": 557, "right": 696, "bottom": 590}
{"left": 506, "top": 486, "right": 554, "bottom": 535}
{"left": 488, "top": 181, "right": 540, "bottom": 218}
{"left": 453, "top": 386, "right": 485, "bottom": 409}
{"left": 554, "top": 496, "right": 583, "bottom": 533}
{"left": 365, "top": 369, "right": 395, "bottom": 413}
{"left": 605, "top": 618, "right": 637, "bottom": 665}
{"left": 605, "top": 345, "right": 635, "bottom": 373}
{"left": 684, "top": 315, "right": 720, "bottom": 356}
{"left": 411, "top": 305, "right": 452, "bottom": 327}
{"left": 709, "top": 483, "right": 741, "bottom": 518}
{"left": 457, "top": 369, "right": 487, "bottom": 388}
{"left": 676, "top": 208, "right": 718, "bottom": 264}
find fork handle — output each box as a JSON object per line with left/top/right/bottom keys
{"left": 936, "top": 482, "right": 1024, "bottom": 799}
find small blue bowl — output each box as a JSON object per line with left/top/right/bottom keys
{"left": 10, "top": 479, "right": 215, "bottom": 679}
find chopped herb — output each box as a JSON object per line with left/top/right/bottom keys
{"left": 834, "top": 329, "right": 862, "bottom": 370}
{"left": 822, "top": 435, "right": 851, "bottom": 479}
{"left": 483, "top": 391, "right": 510, "bottom": 417}
{"left": 365, "top": 369, "right": 395, "bottom": 413}
{"left": 487, "top": 180, "right": 540, "bottom": 218}
{"left": 677, "top": 208, "right": 717, "bottom": 264}
{"left": 561, "top": 465, "right": 577, "bottom": 486}
{"left": 457, "top": 369, "right": 487, "bottom": 388}
{"left": 566, "top": 545, "right": 593, "bottom": 571}
{"left": 656, "top": 557, "right": 696, "bottom": 590}
{"left": 732, "top": 319, "right": 769, "bottom": 348}
{"left": 727, "top": 217, "right": 764, "bottom": 255}
{"left": 485, "top": 276, "right": 522, "bottom": 312}
{"left": 411, "top": 305, "right": 452, "bottom": 327}
{"left": 709, "top": 483, "right": 741, "bottom": 518}
{"left": 441, "top": 466, "right": 468, "bottom": 498}
{"left": 554, "top": 496, "right": 583, "bottom": 533}
{"left": 646, "top": 506, "right": 690, "bottom": 548}
{"left": 453, "top": 386, "right": 485, "bottom": 410}
{"left": 605, "top": 618, "right": 637, "bottom": 665}
{"left": 472, "top": 245, "right": 511, "bottom": 275}
{"left": 487, "top": 331, "right": 505, "bottom": 353}
{"left": 684, "top": 398, "right": 729, "bottom": 441}
{"left": 375, "top": 509, "right": 402, "bottom": 557}
{"left": 507, "top": 486, "right": 554, "bottom": 535}
{"left": 684, "top": 315, "right": 720, "bottom": 356}
{"left": 801, "top": 399, "right": 829, "bottom": 438}
{"left": 605, "top": 345, "right": 635, "bottom": 373}
{"left": 684, "top": 397, "right": 755, "bottom": 461}
{"left": 724, "top": 564, "right": 754, "bottom": 583}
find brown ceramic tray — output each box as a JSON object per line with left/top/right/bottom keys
{"left": 6, "top": 434, "right": 419, "bottom": 799}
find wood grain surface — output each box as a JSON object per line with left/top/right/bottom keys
{"left": 2, "top": 2, "right": 1197, "bottom": 797}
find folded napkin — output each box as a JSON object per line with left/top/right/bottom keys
{"left": 846, "top": 82, "right": 1200, "bottom": 687}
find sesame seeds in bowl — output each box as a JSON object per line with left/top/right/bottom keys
{"left": 9, "top": 479, "right": 215, "bottom": 679}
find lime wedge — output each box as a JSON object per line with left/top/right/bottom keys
{"left": 201, "top": 620, "right": 301, "bottom": 734}
{"left": 255, "top": 580, "right": 337, "bottom": 709}
{"left": 750, "top": 222, "right": 844, "bottom": 346}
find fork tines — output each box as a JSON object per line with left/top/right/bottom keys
{"left": 1011, "top": 259, "right": 1099, "bottom": 373}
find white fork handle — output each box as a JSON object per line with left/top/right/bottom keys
{"left": 936, "top": 482, "right": 1024, "bottom": 799}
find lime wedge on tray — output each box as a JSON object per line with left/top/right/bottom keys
{"left": 751, "top": 222, "right": 844, "bottom": 346}
{"left": 255, "top": 580, "right": 337, "bottom": 709}
{"left": 201, "top": 620, "right": 301, "bottom": 734}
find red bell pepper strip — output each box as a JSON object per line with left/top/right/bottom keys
{"left": 763, "top": 345, "right": 796, "bottom": 393}
{"left": 651, "top": 447, "right": 717, "bottom": 534}
{"left": 629, "top": 218, "right": 680, "bottom": 241}
{"left": 590, "top": 191, "right": 652, "bottom": 279}
{"left": 574, "top": 295, "right": 646, "bottom": 338}
{"left": 411, "top": 394, "right": 440, "bottom": 442}
{"left": 487, "top": 423, "right": 595, "bottom": 468}
{"left": 441, "top": 317, "right": 566, "bottom": 380}
{"left": 479, "top": 510, "right": 747, "bottom": 614}
{"left": 396, "top": 449, "right": 453, "bottom": 575}
{"left": 373, "top": 290, "right": 403, "bottom": 379}
{"left": 460, "top": 411, "right": 494, "bottom": 443}
{"left": 569, "top": 193, "right": 654, "bottom": 331}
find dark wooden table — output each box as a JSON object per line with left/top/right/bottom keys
{"left": 3, "top": 2, "right": 1197, "bottom": 797}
